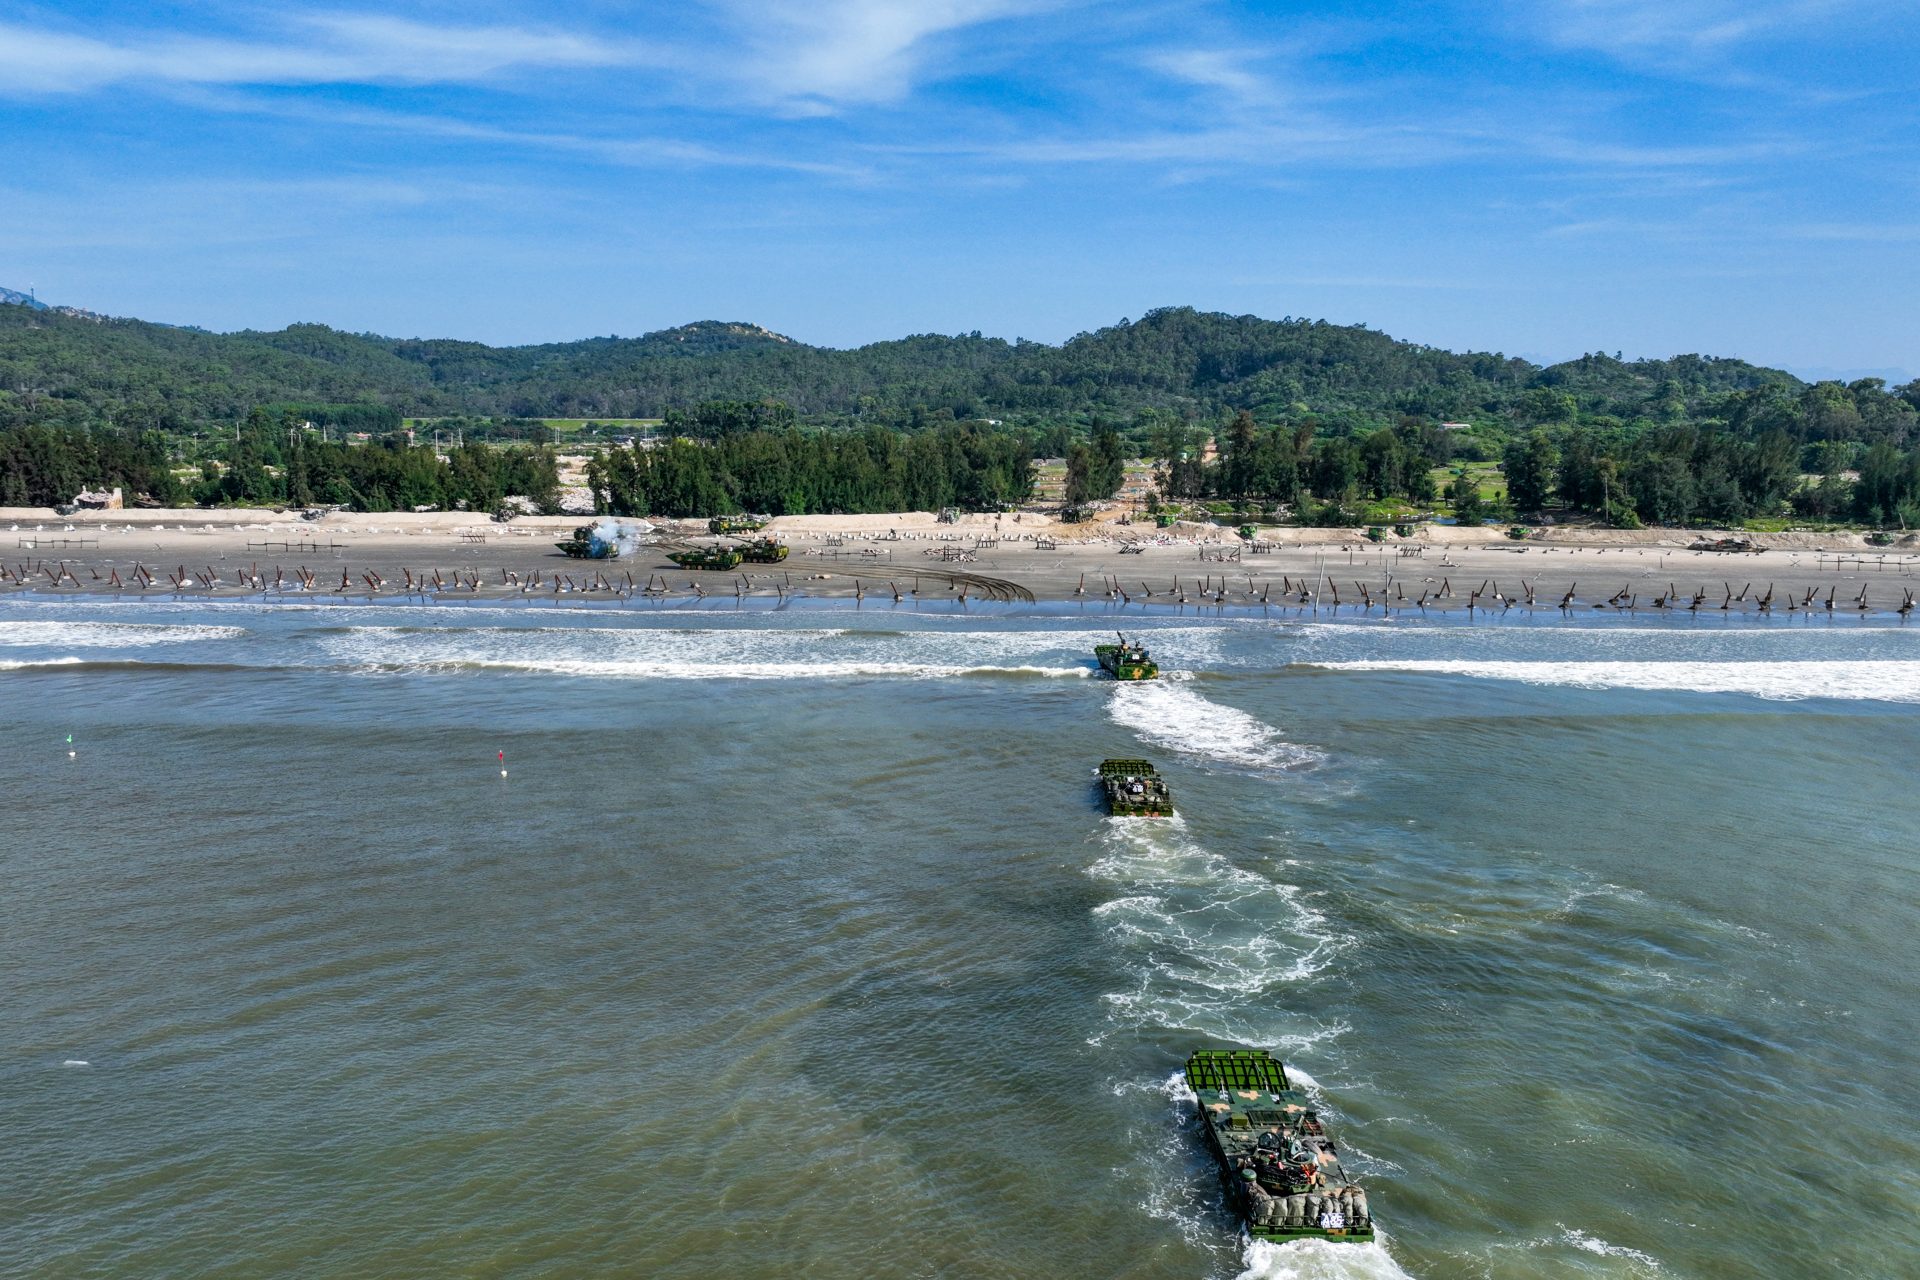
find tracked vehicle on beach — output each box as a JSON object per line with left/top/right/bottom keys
{"left": 1690, "top": 536, "right": 1764, "bottom": 553}
{"left": 734, "top": 536, "right": 789, "bottom": 563}
{"left": 1098, "top": 759, "right": 1174, "bottom": 817}
{"left": 667, "top": 545, "right": 744, "bottom": 571}
{"left": 555, "top": 525, "right": 620, "bottom": 559}
{"left": 1095, "top": 634, "right": 1158, "bottom": 680}
{"left": 1185, "top": 1049, "right": 1375, "bottom": 1245}
{"left": 708, "top": 515, "right": 768, "bottom": 535}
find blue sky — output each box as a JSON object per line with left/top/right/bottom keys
{"left": 1, "top": 0, "right": 1915, "bottom": 377}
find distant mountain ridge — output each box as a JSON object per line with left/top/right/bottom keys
{"left": 0, "top": 294, "right": 1896, "bottom": 433}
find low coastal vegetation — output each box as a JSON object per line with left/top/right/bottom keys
{"left": 2, "top": 301, "right": 1916, "bottom": 526}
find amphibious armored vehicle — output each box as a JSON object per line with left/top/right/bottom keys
{"left": 1098, "top": 759, "right": 1174, "bottom": 817}
{"left": 708, "top": 515, "right": 768, "bottom": 535}
{"left": 667, "top": 545, "right": 744, "bottom": 571}
{"left": 1185, "top": 1048, "right": 1375, "bottom": 1245}
{"left": 1690, "top": 536, "right": 1764, "bottom": 553}
{"left": 735, "top": 536, "right": 789, "bottom": 563}
{"left": 556, "top": 524, "right": 620, "bottom": 559}
{"left": 1095, "top": 634, "right": 1158, "bottom": 680}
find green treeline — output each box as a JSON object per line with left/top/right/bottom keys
{"left": 0, "top": 426, "right": 188, "bottom": 508}
{"left": 1131, "top": 376, "right": 1920, "bottom": 528}
{"left": 0, "top": 407, "right": 560, "bottom": 513}
{"left": 588, "top": 422, "right": 1035, "bottom": 517}
{"left": 206, "top": 409, "right": 561, "bottom": 513}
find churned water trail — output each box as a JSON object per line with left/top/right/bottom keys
{"left": 1089, "top": 817, "right": 1348, "bottom": 1047}
{"left": 1106, "top": 679, "right": 1322, "bottom": 772}
{"left": 1235, "top": 1238, "right": 1417, "bottom": 1280}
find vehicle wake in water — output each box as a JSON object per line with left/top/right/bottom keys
{"left": 1089, "top": 817, "right": 1348, "bottom": 1047}
{"left": 1088, "top": 819, "right": 1414, "bottom": 1277}
{"left": 1107, "top": 680, "right": 1322, "bottom": 772}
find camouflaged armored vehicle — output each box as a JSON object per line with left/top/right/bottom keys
{"left": 1689, "top": 536, "right": 1763, "bottom": 553}
{"left": 556, "top": 525, "right": 620, "bottom": 559}
{"left": 1095, "top": 634, "right": 1158, "bottom": 680}
{"left": 667, "top": 545, "right": 744, "bottom": 571}
{"left": 735, "top": 536, "right": 789, "bottom": 563}
{"left": 1098, "top": 759, "right": 1173, "bottom": 817}
{"left": 708, "top": 515, "right": 768, "bottom": 535}
{"left": 1186, "top": 1048, "right": 1374, "bottom": 1245}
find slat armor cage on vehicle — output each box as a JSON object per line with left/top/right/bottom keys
{"left": 1098, "top": 758, "right": 1174, "bottom": 817}
{"left": 1185, "top": 1049, "right": 1376, "bottom": 1245}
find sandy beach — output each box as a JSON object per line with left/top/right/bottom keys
{"left": 2, "top": 505, "right": 1915, "bottom": 617}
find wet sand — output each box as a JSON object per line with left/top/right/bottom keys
{"left": 2, "top": 506, "right": 1915, "bottom": 618}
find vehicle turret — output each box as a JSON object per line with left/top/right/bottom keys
{"left": 707, "top": 514, "right": 768, "bottom": 535}
{"left": 1094, "top": 633, "right": 1158, "bottom": 680}
{"left": 666, "top": 545, "right": 745, "bottom": 571}
{"left": 555, "top": 524, "right": 621, "bottom": 559}
{"left": 734, "top": 536, "right": 789, "bottom": 563}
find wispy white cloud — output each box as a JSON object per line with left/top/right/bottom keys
{"left": 1525, "top": 0, "right": 1861, "bottom": 69}
{"left": 0, "top": 13, "right": 639, "bottom": 94}
{"left": 1143, "top": 47, "right": 1286, "bottom": 110}
{"left": 712, "top": 0, "right": 1060, "bottom": 112}
{"left": 171, "top": 87, "right": 871, "bottom": 177}
{"left": 1790, "top": 222, "right": 1920, "bottom": 242}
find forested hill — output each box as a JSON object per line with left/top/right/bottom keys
{"left": 0, "top": 300, "right": 1860, "bottom": 434}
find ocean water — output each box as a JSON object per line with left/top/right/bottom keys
{"left": 1, "top": 599, "right": 1916, "bottom": 1279}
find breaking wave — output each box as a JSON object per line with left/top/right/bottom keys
{"left": 1297, "top": 659, "right": 1920, "bottom": 702}
{"left": 0, "top": 621, "right": 247, "bottom": 647}
{"left": 316, "top": 624, "right": 1106, "bottom": 680}
{"left": 1107, "top": 679, "right": 1321, "bottom": 771}
{"left": 428, "top": 659, "right": 1087, "bottom": 680}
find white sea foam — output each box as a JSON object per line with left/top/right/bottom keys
{"left": 1561, "top": 1226, "right": 1664, "bottom": 1267}
{"left": 0, "top": 657, "right": 86, "bottom": 670}
{"left": 1300, "top": 659, "right": 1920, "bottom": 702}
{"left": 316, "top": 624, "right": 1109, "bottom": 680}
{"left": 1237, "top": 1237, "right": 1416, "bottom": 1280}
{"left": 1089, "top": 819, "right": 1349, "bottom": 1045}
{"left": 61, "top": 1059, "right": 90, "bottom": 1068}
{"left": 0, "top": 621, "right": 247, "bottom": 648}
{"left": 1107, "top": 680, "right": 1320, "bottom": 771}
{"left": 455, "top": 659, "right": 1090, "bottom": 680}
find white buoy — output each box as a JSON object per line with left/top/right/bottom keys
{"left": 500, "top": 769, "right": 508, "bottom": 777}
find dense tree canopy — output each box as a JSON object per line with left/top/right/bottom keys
{"left": 588, "top": 422, "right": 1035, "bottom": 518}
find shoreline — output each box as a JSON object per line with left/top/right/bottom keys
{"left": 3, "top": 506, "right": 1917, "bottom": 619}
{"left": 2, "top": 586, "right": 1914, "bottom": 631}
